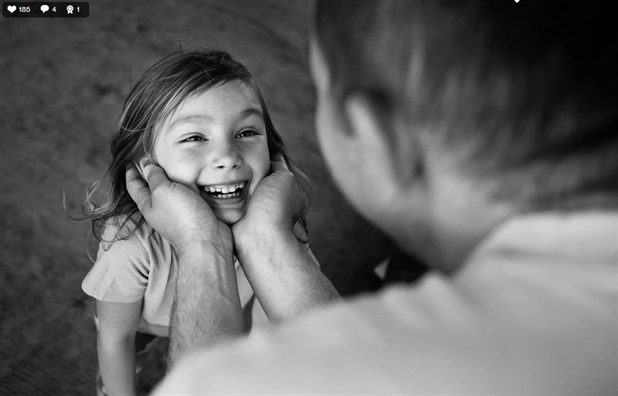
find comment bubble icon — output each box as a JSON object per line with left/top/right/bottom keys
{"left": 41, "top": 4, "right": 49, "bottom": 13}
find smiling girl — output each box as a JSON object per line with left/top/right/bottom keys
{"left": 80, "top": 50, "right": 314, "bottom": 396}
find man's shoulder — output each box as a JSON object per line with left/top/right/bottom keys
{"left": 154, "top": 271, "right": 618, "bottom": 394}
{"left": 153, "top": 283, "right": 492, "bottom": 392}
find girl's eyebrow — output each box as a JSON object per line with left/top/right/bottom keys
{"left": 169, "top": 108, "right": 264, "bottom": 130}
{"left": 169, "top": 115, "right": 213, "bottom": 129}
{"left": 239, "top": 107, "right": 264, "bottom": 121}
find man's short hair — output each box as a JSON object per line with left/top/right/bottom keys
{"left": 315, "top": 0, "right": 617, "bottom": 211}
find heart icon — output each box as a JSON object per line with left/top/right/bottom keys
{"left": 41, "top": 5, "right": 49, "bottom": 13}
{"left": 7, "top": 5, "right": 16, "bottom": 13}
{"left": 514, "top": 0, "right": 520, "bottom": 3}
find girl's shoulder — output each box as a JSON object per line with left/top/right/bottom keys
{"left": 95, "top": 215, "right": 174, "bottom": 272}
{"left": 99, "top": 215, "right": 159, "bottom": 249}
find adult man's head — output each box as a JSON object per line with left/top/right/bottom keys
{"left": 310, "top": 0, "right": 617, "bottom": 270}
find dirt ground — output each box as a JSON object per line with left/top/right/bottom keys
{"left": 0, "top": 1, "right": 394, "bottom": 394}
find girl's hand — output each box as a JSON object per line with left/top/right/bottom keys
{"left": 232, "top": 154, "right": 304, "bottom": 241}
{"left": 126, "top": 159, "right": 232, "bottom": 256}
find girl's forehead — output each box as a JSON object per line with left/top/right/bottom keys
{"left": 166, "top": 80, "right": 252, "bottom": 113}
{"left": 157, "top": 80, "right": 262, "bottom": 130}
{"left": 181, "top": 81, "right": 259, "bottom": 110}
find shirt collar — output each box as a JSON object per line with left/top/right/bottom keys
{"left": 460, "top": 211, "right": 618, "bottom": 275}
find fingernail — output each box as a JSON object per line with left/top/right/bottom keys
{"left": 135, "top": 158, "right": 152, "bottom": 179}
{"left": 139, "top": 157, "right": 152, "bottom": 168}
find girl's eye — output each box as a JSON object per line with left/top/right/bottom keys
{"left": 182, "top": 135, "right": 206, "bottom": 143}
{"left": 236, "top": 130, "right": 258, "bottom": 139}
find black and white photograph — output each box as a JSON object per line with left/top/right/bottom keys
{"left": 1, "top": 1, "right": 616, "bottom": 395}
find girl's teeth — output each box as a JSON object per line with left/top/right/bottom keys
{"left": 204, "top": 182, "right": 246, "bottom": 195}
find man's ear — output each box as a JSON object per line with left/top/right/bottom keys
{"left": 343, "top": 93, "right": 417, "bottom": 188}
{"left": 344, "top": 93, "right": 388, "bottom": 142}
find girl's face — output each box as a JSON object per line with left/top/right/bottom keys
{"left": 153, "top": 80, "right": 270, "bottom": 225}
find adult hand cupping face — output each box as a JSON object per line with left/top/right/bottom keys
{"left": 232, "top": 154, "right": 305, "bottom": 240}
{"left": 125, "top": 159, "right": 232, "bottom": 256}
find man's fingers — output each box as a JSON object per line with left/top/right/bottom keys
{"left": 128, "top": 159, "right": 174, "bottom": 213}
{"left": 126, "top": 164, "right": 153, "bottom": 212}
{"left": 270, "top": 154, "right": 290, "bottom": 173}
{"left": 138, "top": 158, "right": 172, "bottom": 192}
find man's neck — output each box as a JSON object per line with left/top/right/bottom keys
{"left": 394, "top": 168, "right": 517, "bottom": 275}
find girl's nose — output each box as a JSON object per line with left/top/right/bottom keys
{"left": 211, "top": 143, "right": 241, "bottom": 170}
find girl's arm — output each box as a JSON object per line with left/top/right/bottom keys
{"left": 96, "top": 299, "right": 143, "bottom": 396}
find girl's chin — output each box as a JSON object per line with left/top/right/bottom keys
{"left": 213, "top": 208, "right": 246, "bottom": 226}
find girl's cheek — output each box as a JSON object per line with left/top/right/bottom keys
{"left": 162, "top": 158, "right": 199, "bottom": 188}
{"left": 256, "top": 152, "right": 271, "bottom": 184}
{"left": 259, "top": 146, "right": 270, "bottom": 175}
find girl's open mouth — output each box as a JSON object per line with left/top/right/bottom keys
{"left": 202, "top": 181, "right": 247, "bottom": 200}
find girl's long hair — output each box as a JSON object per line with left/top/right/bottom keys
{"left": 79, "top": 49, "right": 313, "bottom": 246}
